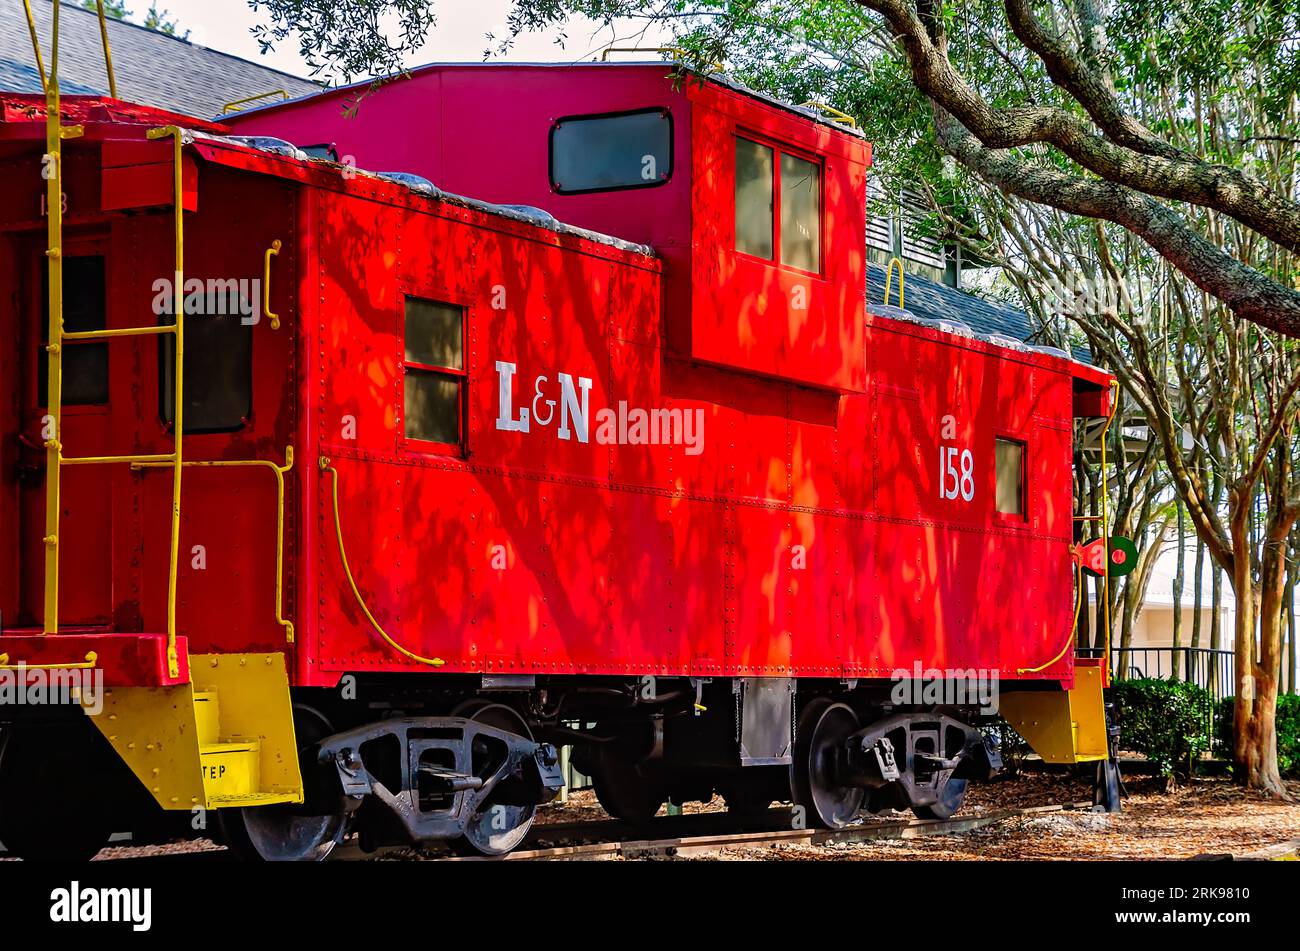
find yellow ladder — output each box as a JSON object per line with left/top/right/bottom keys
{"left": 36, "top": 2, "right": 188, "bottom": 677}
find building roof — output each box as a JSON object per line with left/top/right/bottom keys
{"left": 867, "top": 261, "right": 1034, "bottom": 341}
{"left": 866, "top": 261, "right": 1095, "bottom": 365}
{"left": 2, "top": 0, "right": 319, "bottom": 119}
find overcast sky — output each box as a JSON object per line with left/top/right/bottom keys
{"left": 138, "top": 0, "right": 669, "bottom": 79}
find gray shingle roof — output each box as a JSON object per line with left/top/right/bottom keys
{"left": 867, "top": 262, "right": 1036, "bottom": 341}
{"left": 2, "top": 0, "right": 319, "bottom": 119}
{"left": 866, "top": 262, "right": 1094, "bottom": 363}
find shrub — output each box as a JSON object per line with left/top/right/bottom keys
{"left": 1108, "top": 678, "right": 1215, "bottom": 780}
{"left": 1213, "top": 693, "right": 1300, "bottom": 778}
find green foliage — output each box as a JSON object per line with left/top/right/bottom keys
{"left": 1109, "top": 678, "right": 1214, "bottom": 780}
{"left": 80, "top": 0, "right": 189, "bottom": 40}
{"left": 1214, "top": 694, "right": 1300, "bottom": 777}
{"left": 82, "top": 0, "right": 131, "bottom": 18}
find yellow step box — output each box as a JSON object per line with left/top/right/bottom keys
{"left": 201, "top": 741, "right": 260, "bottom": 799}
{"left": 86, "top": 652, "right": 303, "bottom": 810}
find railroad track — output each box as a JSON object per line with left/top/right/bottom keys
{"left": 338, "top": 801, "right": 1098, "bottom": 861}
{"left": 0, "top": 801, "right": 1095, "bottom": 862}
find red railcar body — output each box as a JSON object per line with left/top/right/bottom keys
{"left": 0, "top": 67, "right": 1116, "bottom": 856}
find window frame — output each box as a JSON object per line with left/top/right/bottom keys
{"left": 548, "top": 106, "right": 675, "bottom": 196}
{"left": 993, "top": 434, "right": 1028, "bottom": 522}
{"left": 733, "top": 131, "right": 825, "bottom": 277}
{"left": 398, "top": 291, "right": 469, "bottom": 457}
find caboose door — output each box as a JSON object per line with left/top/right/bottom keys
{"left": 15, "top": 233, "right": 116, "bottom": 627}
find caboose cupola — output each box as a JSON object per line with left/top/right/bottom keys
{"left": 224, "top": 61, "right": 870, "bottom": 392}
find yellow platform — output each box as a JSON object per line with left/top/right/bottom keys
{"left": 1000, "top": 662, "right": 1109, "bottom": 765}
{"left": 86, "top": 652, "right": 303, "bottom": 810}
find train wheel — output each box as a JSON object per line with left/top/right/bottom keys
{"left": 591, "top": 752, "right": 665, "bottom": 824}
{"left": 912, "top": 777, "right": 968, "bottom": 821}
{"left": 219, "top": 706, "right": 345, "bottom": 862}
{"left": 0, "top": 724, "right": 114, "bottom": 861}
{"left": 791, "top": 699, "right": 864, "bottom": 829}
{"left": 449, "top": 700, "right": 536, "bottom": 857}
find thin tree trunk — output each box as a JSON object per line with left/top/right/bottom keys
{"left": 1211, "top": 556, "right": 1223, "bottom": 695}
{"left": 1173, "top": 502, "right": 1185, "bottom": 680}
{"left": 1285, "top": 545, "right": 1297, "bottom": 695}
{"left": 1192, "top": 537, "right": 1205, "bottom": 650}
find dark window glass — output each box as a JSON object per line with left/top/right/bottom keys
{"left": 403, "top": 297, "right": 464, "bottom": 446}
{"left": 159, "top": 294, "right": 253, "bottom": 433}
{"left": 550, "top": 109, "right": 673, "bottom": 194}
{"left": 735, "top": 137, "right": 774, "bottom": 260}
{"left": 405, "top": 374, "right": 460, "bottom": 445}
{"left": 995, "top": 438, "right": 1025, "bottom": 515}
{"left": 780, "top": 152, "right": 821, "bottom": 272}
{"left": 404, "top": 298, "right": 463, "bottom": 370}
{"left": 39, "top": 255, "right": 108, "bottom": 405}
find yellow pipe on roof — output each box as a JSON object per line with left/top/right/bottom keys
{"left": 95, "top": 0, "right": 119, "bottom": 99}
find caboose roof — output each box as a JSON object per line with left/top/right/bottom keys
{"left": 220, "top": 60, "right": 867, "bottom": 139}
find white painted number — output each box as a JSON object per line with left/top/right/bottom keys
{"left": 939, "top": 446, "right": 975, "bottom": 502}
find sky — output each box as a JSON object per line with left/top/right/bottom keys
{"left": 131, "top": 0, "right": 671, "bottom": 79}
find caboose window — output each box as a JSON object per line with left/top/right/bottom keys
{"left": 403, "top": 297, "right": 464, "bottom": 447}
{"left": 780, "top": 153, "right": 821, "bottom": 272}
{"left": 159, "top": 306, "right": 253, "bottom": 434}
{"left": 735, "top": 137, "right": 774, "bottom": 260}
{"left": 995, "top": 437, "right": 1025, "bottom": 516}
{"left": 39, "top": 255, "right": 108, "bottom": 406}
{"left": 549, "top": 108, "right": 673, "bottom": 194}
{"left": 735, "top": 136, "right": 823, "bottom": 273}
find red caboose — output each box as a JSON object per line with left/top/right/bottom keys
{"left": 0, "top": 62, "right": 1116, "bottom": 860}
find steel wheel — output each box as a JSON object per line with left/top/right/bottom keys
{"left": 590, "top": 751, "right": 665, "bottom": 824}
{"left": 219, "top": 705, "right": 346, "bottom": 862}
{"left": 913, "top": 777, "right": 968, "bottom": 821}
{"left": 791, "top": 699, "right": 864, "bottom": 829}
{"left": 0, "top": 725, "right": 114, "bottom": 861}
{"left": 449, "top": 700, "right": 536, "bottom": 857}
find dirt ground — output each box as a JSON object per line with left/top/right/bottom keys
{"left": 675, "top": 772, "right": 1300, "bottom": 861}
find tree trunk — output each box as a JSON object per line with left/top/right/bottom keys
{"left": 1248, "top": 516, "right": 1291, "bottom": 795}
{"left": 1211, "top": 555, "right": 1223, "bottom": 695}
{"left": 1192, "top": 537, "right": 1205, "bottom": 651}
{"left": 1173, "top": 502, "right": 1185, "bottom": 680}
{"left": 1229, "top": 485, "right": 1287, "bottom": 796}
{"left": 1286, "top": 551, "right": 1297, "bottom": 696}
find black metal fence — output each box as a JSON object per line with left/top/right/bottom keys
{"left": 1076, "top": 647, "right": 1235, "bottom": 752}
{"left": 1076, "top": 647, "right": 1236, "bottom": 702}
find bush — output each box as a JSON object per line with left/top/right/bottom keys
{"left": 1213, "top": 693, "right": 1300, "bottom": 778}
{"left": 1109, "top": 678, "right": 1215, "bottom": 780}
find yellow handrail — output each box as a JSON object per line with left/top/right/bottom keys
{"left": 599, "top": 46, "right": 724, "bottom": 71}
{"left": 264, "top": 240, "right": 282, "bottom": 329}
{"left": 601, "top": 46, "right": 686, "bottom": 62}
{"left": 799, "top": 101, "right": 858, "bottom": 130}
{"left": 146, "top": 125, "right": 187, "bottom": 679}
{"left": 32, "top": 2, "right": 184, "bottom": 681}
{"left": 0, "top": 651, "right": 97, "bottom": 670}
{"left": 221, "top": 89, "right": 289, "bottom": 114}
{"left": 41, "top": 0, "right": 65, "bottom": 636}
{"left": 22, "top": 0, "right": 46, "bottom": 93}
{"left": 319, "top": 456, "right": 445, "bottom": 667}
{"left": 94, "top": 0, "right": 118, "bottom": 99}
{"left": 1017, "top": 379, "right": 1119, "bottom": 674}
{"left": 134, "top": 448, "right": 296, "bottom": 644}
{"left": 884, "top": 256, "right": 905, "bottom": 310}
